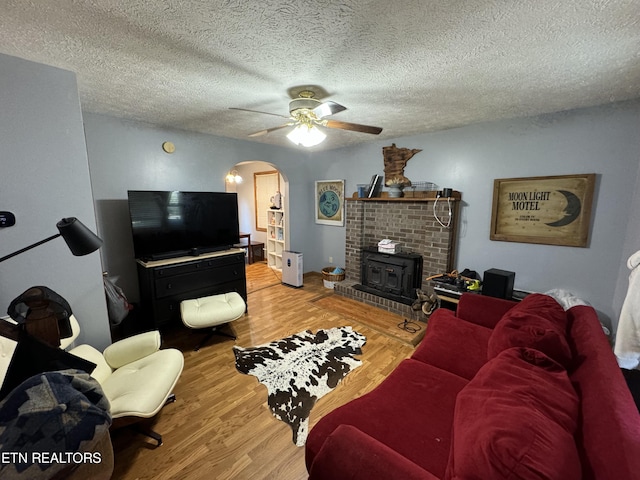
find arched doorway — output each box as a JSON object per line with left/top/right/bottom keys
{"left": 225, "top": 160, "right": 289, "bottom": 270}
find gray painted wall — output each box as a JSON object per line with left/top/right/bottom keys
{"left": 613, "top": 161, "right": 640, "bottom": 318}
{"left": 308, "top": 102, "right": 640, "bottom": 331}
{"left": 83, "top": 113, "right": 309, "bottom": 305}
{"left": 0, "top": 53, "right": 111, "bottom": 350}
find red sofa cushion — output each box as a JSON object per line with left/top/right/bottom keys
{"left": 413, "top": 308, "right": 492, "bottom": 380}
{"left": 445, "top": 347, "right": 581, "bottom": 480}
{"left": 488, "top": 293, "right": 572, "bottom": 368}
{"left": 455, "top": 293, "right": 516, "bottom": 329}
{"left": 306, "top": 359, "right": 468, "bottom": 479}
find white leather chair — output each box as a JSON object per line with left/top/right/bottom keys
{"left": 180, "top": 292, "right": 246, "bottom": 351}
{"left": 66, "top": 317, "right": 184, "bottom": 445}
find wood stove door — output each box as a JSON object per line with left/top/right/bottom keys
{"left": 364, "top": 260, "right": 405, "bottom": 295}
{"left": 381, "top": 263, "right": 405, "bottom": 295}
{"left": 364, "top": 260, "right": 385, "bottom": 290}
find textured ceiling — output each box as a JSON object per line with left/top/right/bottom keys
{"left": 1, "top": 0, "right": 639, "bottom": 151}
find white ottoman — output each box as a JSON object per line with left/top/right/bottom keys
{"left": 180, "top": 292, "right": 246, "bottom": 350}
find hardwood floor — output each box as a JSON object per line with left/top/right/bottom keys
{"left": 110, "top": 262, "right": 416, "bottom": 480}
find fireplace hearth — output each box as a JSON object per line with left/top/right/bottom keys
{"left": 334, "top": 195, "right": 459, "bottom": 317}
{"left": 355, "top": 248, "right": 422, "bottom": 305}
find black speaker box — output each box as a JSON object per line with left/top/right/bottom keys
{"left": 482, "top": 268, "right": 515, "bottom": 299}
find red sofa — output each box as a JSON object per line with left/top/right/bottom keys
{"left": 305, "top": 293, "right": 640, "bottom": 480}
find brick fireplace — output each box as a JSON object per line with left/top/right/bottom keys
{"left": 334, "top": 194, "right": 460, "bottom": 317}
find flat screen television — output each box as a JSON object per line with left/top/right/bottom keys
{"left": 127, "top": 190, "right": 240, "bottom": 261}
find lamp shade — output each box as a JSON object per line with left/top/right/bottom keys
{"left": 56, "top": 217, "right": 103, "bottom": 256}
{"left": 226, "top": 170, "right": 243, "bottom": 183}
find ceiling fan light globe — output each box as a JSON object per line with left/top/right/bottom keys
{"left": 287, "top": 124, "right": 326, "bottom": 147}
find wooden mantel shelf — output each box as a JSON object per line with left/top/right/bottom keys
{"left": 348, "top": 190, "right": 461, "bottom": 202}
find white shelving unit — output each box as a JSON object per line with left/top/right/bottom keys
{"left": 266, "top": 208, "right": 285, "bottom": 270}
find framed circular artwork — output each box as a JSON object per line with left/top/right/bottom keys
{"left": 315, "top": 180, "right": 345, "bottom": 226}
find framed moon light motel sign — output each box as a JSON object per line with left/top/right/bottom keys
{"left": 315, "top": 180, "right": 345, "bottom": 226}
{"left": 490, "top": 173, "right": 596, "bottom": 247}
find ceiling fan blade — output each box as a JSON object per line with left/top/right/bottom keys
{"left": 248, "top": 124, "right": 292, "bottom": 137}
{"left": 324, "top": 120, "right": 383, "bottom": 135}
{"left": 313, "top": 101, "right": 347, "bottom": 118}
{"left": 229, "top": 107, "right": 290, "bottom": 120}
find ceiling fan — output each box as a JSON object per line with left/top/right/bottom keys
{"left": 230, "top": 90, "right": 383, "bottom": 147}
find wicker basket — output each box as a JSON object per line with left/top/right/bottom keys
{"left": 322, "top": 267, "right": 345, "bottom": 282}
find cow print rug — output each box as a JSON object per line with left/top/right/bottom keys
{"left": 233, "top": 326, "right": 366, "bottom": 446}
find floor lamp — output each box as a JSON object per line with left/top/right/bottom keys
{"left": 0, "top": 217, "right": 103, "bottom": 264}
{"left": 0, "top": 217, "right": 103, "bottom": 345}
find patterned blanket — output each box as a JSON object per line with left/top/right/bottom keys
{"left": 0, "top": 369, "right": 111, "bottom": 479}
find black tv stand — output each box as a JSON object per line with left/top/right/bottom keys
{"left": 136, "top": 248, "right": 247, "bottom": 329}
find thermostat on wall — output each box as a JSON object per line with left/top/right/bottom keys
{"left": 0, "top": 212, "right": 16, "bottom": 227}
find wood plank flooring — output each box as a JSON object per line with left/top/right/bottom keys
{"left": 309, "top": 294, "right": 426, "bottom": 346}
{"left": 110, "top": 262, "right": 416, "bottom": 480}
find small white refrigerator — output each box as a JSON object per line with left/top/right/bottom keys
{"left": 282, "top": 251, "right": 303, "bottom": 287}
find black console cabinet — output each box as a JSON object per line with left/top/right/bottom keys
{"left": 136, "top": 249, "right": 247, "bottom": 329}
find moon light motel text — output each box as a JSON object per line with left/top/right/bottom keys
{"left": 508, "top": 191, "right": 551, "bottom": 211}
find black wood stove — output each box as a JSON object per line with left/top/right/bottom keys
{"left": 355, "top": 247, "right": 423, "bottom": 305}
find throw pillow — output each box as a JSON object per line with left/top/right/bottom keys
{"left": 512, "top": 293, "right": 569, "bottom": 327}
{"left": 445, "top": 347, "right": 582, "bottom": 480}
{"left": 488, "top": 293, "right": 572, "bottom": 368}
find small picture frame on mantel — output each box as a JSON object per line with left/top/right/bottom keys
{"left": 315, "top": 180, "right": 345, "bottom": 226}
{"left": 366, "top": 174, "right": 383, "bottom": 198}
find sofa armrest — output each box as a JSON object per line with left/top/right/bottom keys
{"left": 103, "top": 331, "right": 161, "bottom": 369}
{"left": 455, "top": 293, "right": 516, "bottom": 329}
{"left": 308, "top": 424, "right": 439, "bottom": 480}
{"left": 567, "top": 305, "right": 640, "bottom": 479}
